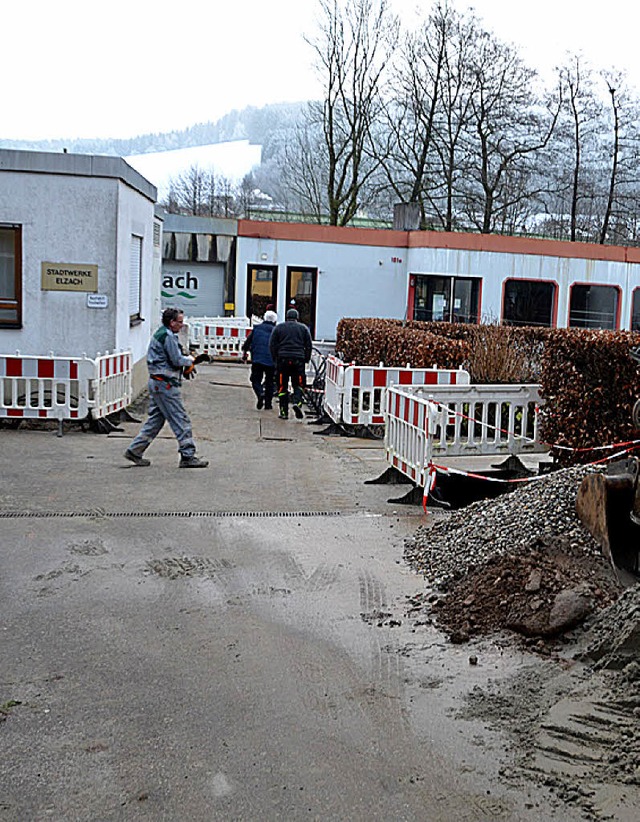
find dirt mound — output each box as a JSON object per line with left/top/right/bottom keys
{"left": 404, "top": 465, "right": 624, "bottom": 644}
{"left": 433, "top": 539, "right": 620, "bottom": 644}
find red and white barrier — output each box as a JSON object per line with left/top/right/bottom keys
{"left": 93, "top": 351, "right": 133, "bottom": 418}
{"left": 322, "top": 356, "right": 470, "bottom": 427}
{"left": 384, "top": 387, "right": 440, "bottom": 486}
{"left": 1, "top": 350, "right": 133, "bottom": 424}
{"left": 406, "top": 383, "right": 544, "bottom": 456}
{"left": 189, "top": 319, "right": 252, "bottom": 359}
{"left": 384, "top": 382, "right": 545, "bottom": 490}
{"left": 0, "top": 353, "right": 95, "bottom": 420}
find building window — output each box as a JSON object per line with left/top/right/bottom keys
{"left": 569, "top": 284, "right": 619, "bottom": 330}
{"left": 632, "top": 289, "right": 640, "bottom": 331}
{"left": 129, "top": 235, "right": 143, "bottom": 324}
{"left": 502, "top": 279, "right": 557, "bottom": 327}
{"left": 413, "top": 275, "right": 480, "bottom": 323}
{"left": 0, "top": 224, "right": 21, "bottom": 328}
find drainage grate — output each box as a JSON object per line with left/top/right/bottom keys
{"left": 0, "top": 510, "right": 343, "bottom": 519}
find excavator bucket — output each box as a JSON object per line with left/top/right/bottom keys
{"left": 576, "top": 457, "right": 640, "bottom": 585}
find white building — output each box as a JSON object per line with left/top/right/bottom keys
{"left": 0, "top": 149, "right": 160, "bottom": 393}
{"left": 234, "top": 221, "right": 640, "bottom": 339}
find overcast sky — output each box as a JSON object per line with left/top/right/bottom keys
{"left": 3, "top": 0, "right": 638, "bottom": 142}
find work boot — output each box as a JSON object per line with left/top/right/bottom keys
{"left": 179, "top": 456, "right": 209, "bottom": 468}
{"left": 292, "top": 403, "right": 304, "bottom": 419}
{"left": 279, "top": 406, "right": 288, "bottom": 420}
{"left": 264, "top": 401, "right": 273, "bottom": 410}
{"left": 256, "top": 396, "right": 264, "bottom": 409}
{"left": 124, "top": 449, "right": 150, "bottom": 467}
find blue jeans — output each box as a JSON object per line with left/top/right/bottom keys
{"left": 128, "top": 378, "right": 196, "bottom": 459}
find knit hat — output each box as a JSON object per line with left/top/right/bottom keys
{"left": 264, "top": 310, "right": 277, "bottom": 323}
{"left": 286, "top": 308, "right": 299, "bottom": 320}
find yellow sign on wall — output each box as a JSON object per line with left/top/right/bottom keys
{"left": 41, "top": 262, "right": 98, "bottom": 292}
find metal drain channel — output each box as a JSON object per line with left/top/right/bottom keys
{"left": 0, "top": 510, "right": 343, "bottom": 519}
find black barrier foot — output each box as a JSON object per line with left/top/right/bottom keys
{"left": 365, "top": 466, "right": 412, "bottom": 486}
{"left": 313, "top": 422, "right": 356, "bottom": 437}
{"left": 387, "top": 485, "right": 427, "bottom": 506}
{"left": 490, "top": 454, "right": 533, "bottom": 476}
{"left": 121, "top": 408, "right": 142, "bottom": 424}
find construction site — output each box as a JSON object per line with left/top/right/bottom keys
{"left": 1, "top": 359, "right": 639, "bottom": 822}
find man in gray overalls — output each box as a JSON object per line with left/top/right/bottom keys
{"left": 124, "top": 308, "right": 208, "bottom": 468}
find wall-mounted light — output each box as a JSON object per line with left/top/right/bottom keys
{"left": 260, "top": 252, "right": 268, "bottom": 261}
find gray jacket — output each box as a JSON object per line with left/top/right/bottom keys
{"left": 147, "top": 325, "right": 192, "bottom": 384}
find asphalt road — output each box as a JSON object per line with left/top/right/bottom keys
{"left": 0, "top": 363, "right": 580, "bottom": 821}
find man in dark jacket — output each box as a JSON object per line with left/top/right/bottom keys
{"left": 242, "top": 310, "right": 277, "bottom": 409}
{"left": 269, "top": 308, "right": 312, "bottom": 420}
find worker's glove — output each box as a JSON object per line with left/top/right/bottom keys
{"left": 192, "top": 352, "right": 211, "bottom": 366}
{"left": 183, "top": 366, "right": 196, "bottom": 380}
{"left": 241, "top": 353, "right": 249, "bottom": 363}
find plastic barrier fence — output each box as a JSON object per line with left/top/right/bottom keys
{"left": 385, "top": 387, "right": 440, "bottom": 486}
{"left": 93, "top": 351, "right": 133, "bottom": 418}
{"left": 322, "top": 355, "right": 346, "bottom": 423}
{"left": 188, "top": 320, "right": 252, "bottom": 359}
{"left": 322, "top": 356, "right": 470, "bottom": 427}
{"left": 404, "top": 383, "right": 544, "bottom": 456}
{"left": 0, "top": 354, "right": 95, "bottom": 420}
{"left": 383, "top": 384, "right": 544, "bottom": 487}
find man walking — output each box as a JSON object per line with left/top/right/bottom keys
{"left": 241, "top": 309, "right": 277, "bottom": 409}
{"left": 124, "top": 308, "right": 208, "bottom": 468}
{"left": 269, "top": 308, "right": 312, "bottom": 420}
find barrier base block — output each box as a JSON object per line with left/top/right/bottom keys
{"left": 313, "top": 422, "right": 356, "bottom": 437}
{"left": 365, "top": 466, "right": 412, "bottom": 486}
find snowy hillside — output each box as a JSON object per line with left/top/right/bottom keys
{"left": 125, "top": 140, "right": 262, "bottom": 200}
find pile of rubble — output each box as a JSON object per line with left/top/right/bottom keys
{"left": 404, "top": 465, "right": 623, "bottom": 643}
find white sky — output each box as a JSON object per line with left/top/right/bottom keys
{"left": 2, "top": 0, "right": 639, "bottom": 142}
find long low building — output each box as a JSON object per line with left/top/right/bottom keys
{"left": 233, "top": 221, "right": 640, "bottom": 339}
{"left": 3, "top": 147, "right": 639, "bottom": 398}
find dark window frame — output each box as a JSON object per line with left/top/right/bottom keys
{"left": 412, "top": 274, "right": 480, "bottom": 324}
{"left": 0, "top": 223, "right": 22, "bottom": 329}
{"left": 286, "top": 266, "right": 317, "bottom": 338}
{"left": 501, "top": 278, "right": 558, "bottom": 327}
{"left": 246, "top": 264, "right": 278, "bottom": 319}
{"left": 568, "top": 282, "right": 620, "bottom": 330}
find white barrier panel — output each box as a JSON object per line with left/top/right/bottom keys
{"left": 342, "top": 363, "right": 470, "bottom": 426}
{"left": 322, "top": 355, "right": 346, "bottom": 423}
{"left": 189, "top": 321, "right": 252, "bottom": 359}
{"left": 0, "top": 353, "right": 94, "bottom": 421}
{"left": 385, "top": 386, "right": 440, "bottom": 486}
{"left": 92, "top": 351, "right": 133, "bottom": 418}
{"left": 395, "top": 383, "right": 544, "bottom": 457}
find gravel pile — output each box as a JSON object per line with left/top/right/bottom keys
{"left": 404, "top": 464, "right": 624, "bottom": 642}
{"left": 405, "top": 465, "right": 603, "bottom": 591}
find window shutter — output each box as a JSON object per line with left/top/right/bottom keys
{"left": 129, "top": 235, "right": 142, "bottom": 318}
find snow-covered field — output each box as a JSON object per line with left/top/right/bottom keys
{"left": 125, "top": 140, "right": 262, "bottom": 199}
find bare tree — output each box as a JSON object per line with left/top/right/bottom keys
{"left": 460, "top": 31, "right": 560, "bottom": 234}
{"left": 300, "top": 0, "right": 398, "bottom": 225}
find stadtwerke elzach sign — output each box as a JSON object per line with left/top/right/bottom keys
{"left": 41, "top": 262, "right": 98, "bottom": 292}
